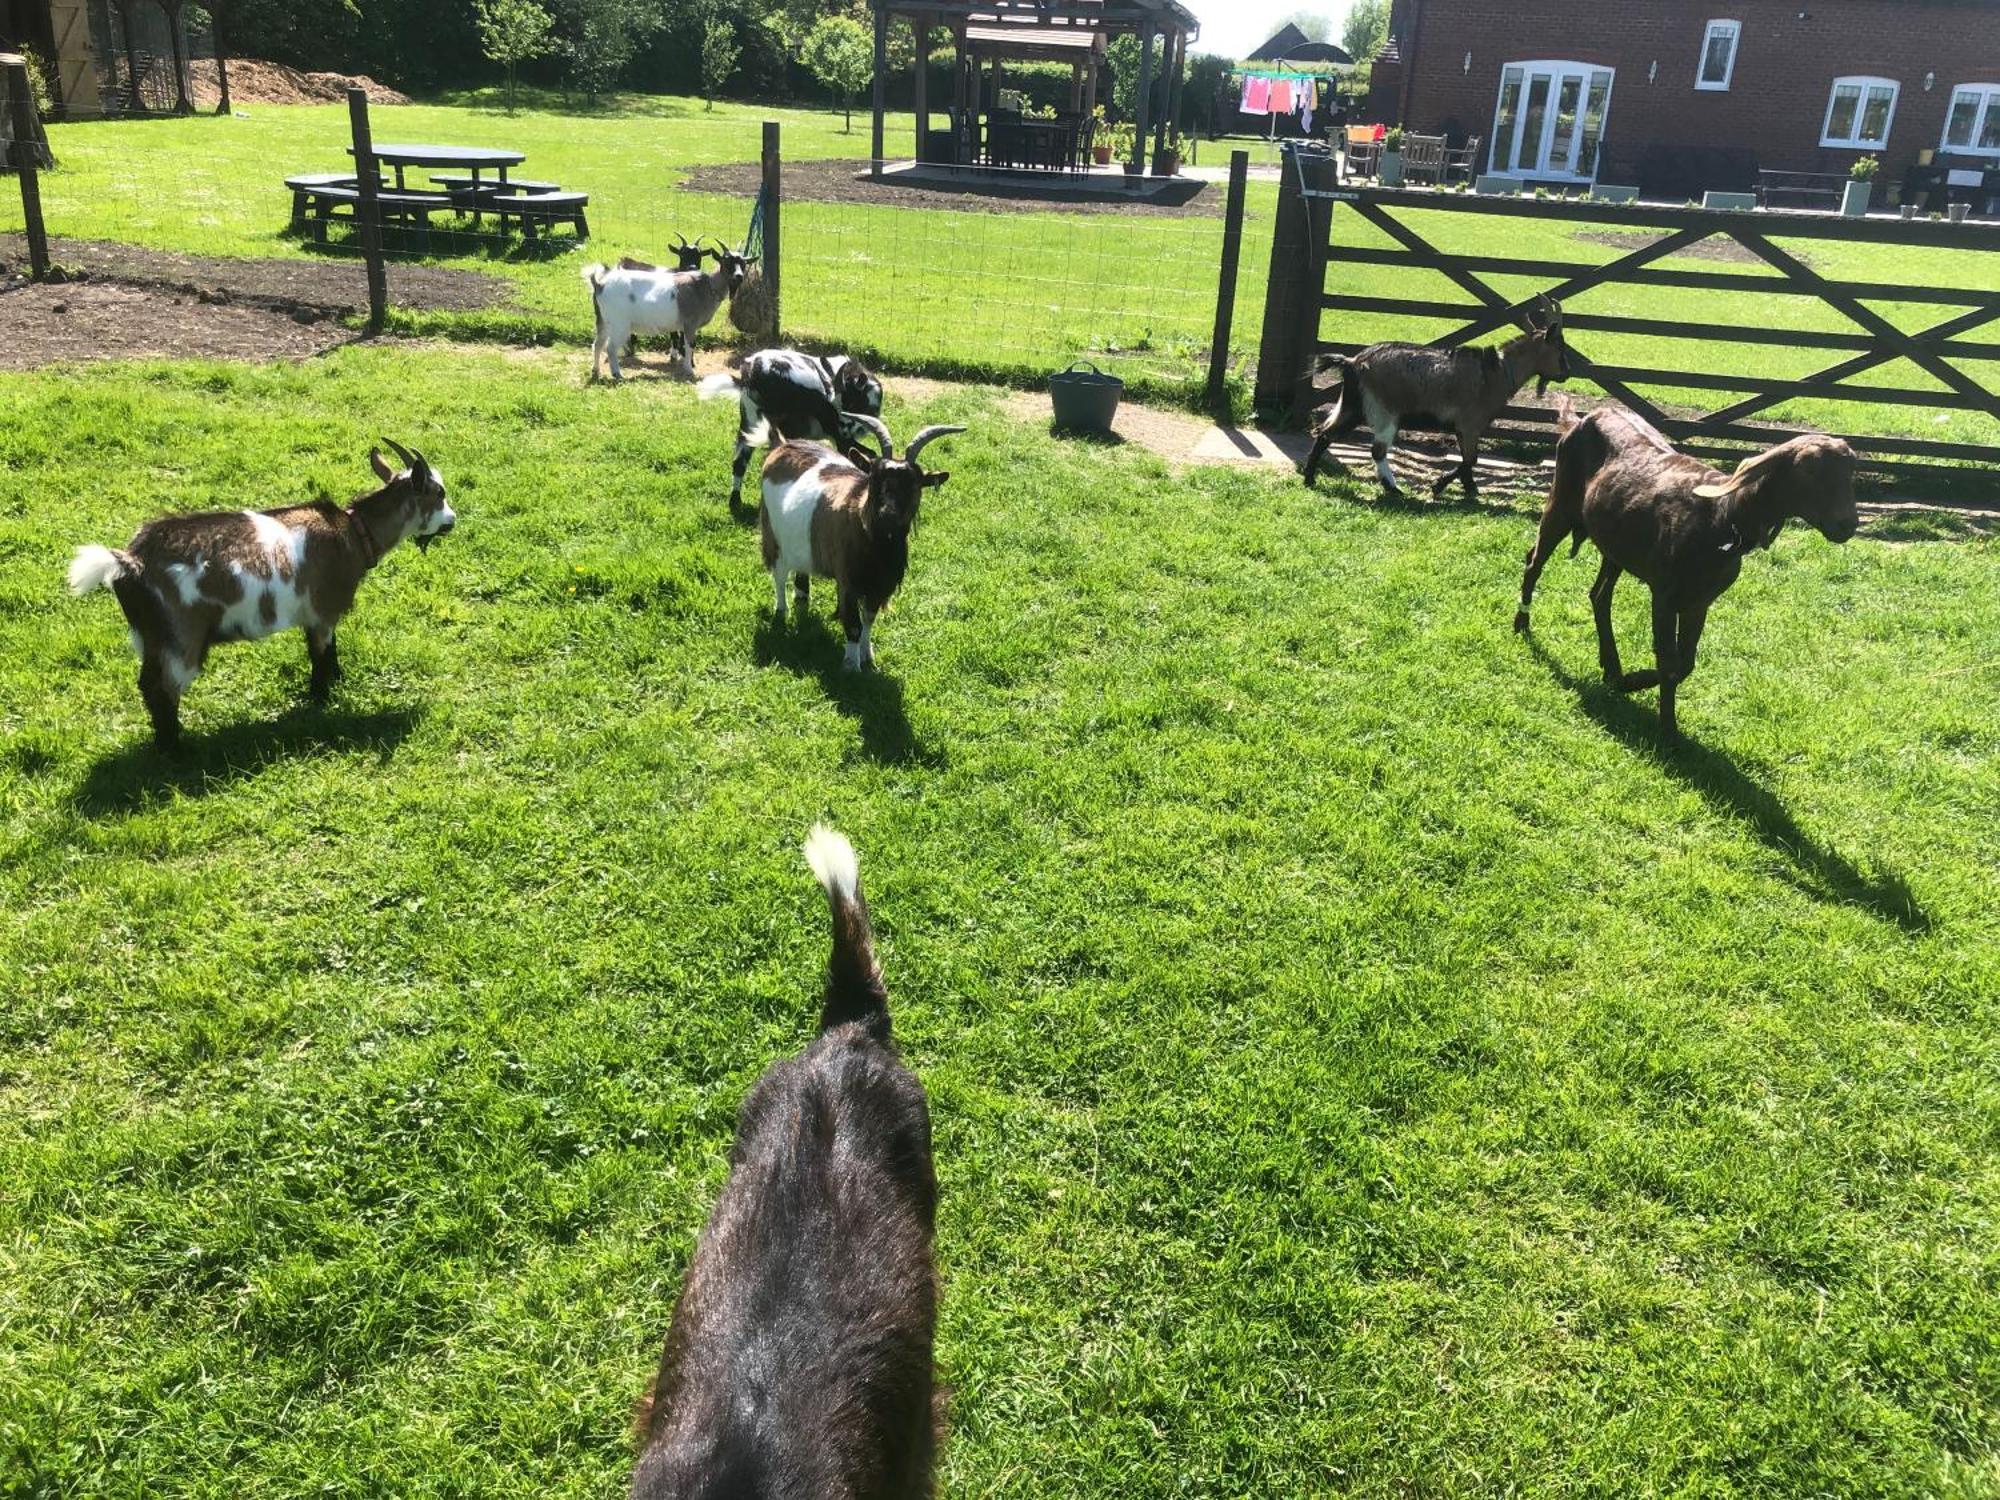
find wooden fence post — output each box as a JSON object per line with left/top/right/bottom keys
{"left": 5, "top": 59, "right": 49, "bottom": 280}
{"left": 1206, "top": 149, "right": 1250, "bottom": 411}
{"left": 762, "top": 120, "right": 781, "bottom": 341}
{"left": 1254, "top": 144, "right": 1337, "bottom": 419}
{"left": 347, "top": 87, "right": 387, "bottom": 335}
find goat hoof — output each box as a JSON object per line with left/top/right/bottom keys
{"left": 1513, "top": 610, "right": 1530, "bottom": 634}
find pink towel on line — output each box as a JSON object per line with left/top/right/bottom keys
{"left": 1271, "top": 79, "right": 1294, "bottom": 113}
{"left": 1245, "top": 76, "right": 1271, "bottom": 112}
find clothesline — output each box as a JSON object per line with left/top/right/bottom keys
{"left": 1238, "top": 72, "right": 1335, "bottom": 133}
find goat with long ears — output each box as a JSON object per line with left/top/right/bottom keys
{"left": 1517, "top": 396, "right": 1859, "bottom": 742}
{"left": 757, "top": 415, "right": 964, "bottom": 670}
{"left": 1306, "top": 292, "right": 1571, "bottom": 502}
{"left": 67, "top": 439, "right": 455, "bottom": 750}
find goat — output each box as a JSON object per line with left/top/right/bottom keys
{"left": 759, "top": 416, "right": 963, "bottom": 671}
{"left": 1304, "top": 293, "right": 1571, "bottom": 501}
{"left": 1516, "top": 398, "right": 1859, "bottom": 741}
{"left": 629, "top": 826, "right": 938, "bottom": 1500}
{"left": 698, "top": 348, "right": 885, "bottom": 508}
{"left": 583, "top": 245, "right": 752, "bottom": 383}
{"left": 66, "top": 440, "right": 455, "bottom": 751}
{"left": 624, "top": 241, "right": 728, "bottom": 374}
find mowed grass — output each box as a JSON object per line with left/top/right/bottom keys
{"left": 2, "top": 344, "right": 1998, "bottom": 1497}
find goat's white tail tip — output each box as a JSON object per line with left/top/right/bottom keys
{"left": 67, "top": 545, "right": 123, "bottom": 597}
{"left": 803, "top": 825, "right": 860, "bottom": 904}
{"left": 580, "top": 262, "right": 609, "bottom": 289}
{"left": 696, "top": 373, "right": 739, "bottom": 401}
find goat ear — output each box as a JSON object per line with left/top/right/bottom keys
{"left": 1692, "top": 444, "right": 1786, "bottom": 500}
{"left": 369, "top": 447, "right": 395, "bottom": 483}
{"left": 921, "top": 469, "right": 951, "bottom": 490}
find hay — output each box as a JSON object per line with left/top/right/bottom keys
{"left": 730, "top": 267, "right": 775, "bottom": 340}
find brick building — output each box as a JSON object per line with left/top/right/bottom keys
{"left": 1366, "top": 0, "right": 2000, "bottom": 197}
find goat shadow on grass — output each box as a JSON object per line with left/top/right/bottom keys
{"left": 73, "top": 705, "right": 422, "bottom": 818}
{"left": 1525, "top": 637, "right": 1930, "bottom": 934}
{"left": 752, "top": 613, "right": 944, "bottom": 769}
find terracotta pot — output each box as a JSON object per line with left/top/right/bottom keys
{"left": 1092, "top": 145, "right": 1112, "bottom": 165}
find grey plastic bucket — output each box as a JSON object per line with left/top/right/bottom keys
{"left": 1048, "top": 360, "right": 1123, "bottom": 433}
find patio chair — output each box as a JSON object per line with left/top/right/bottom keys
{"left": 1072, "top": 113, "right": 1096, "bottom": 173}
{"left": 1442, "top": 135, "right": 1482, "bottom": 186}
{"left": 1343, "top": 124, "right": 1383, "bottom": 180}
{"left": 1402, "top": 133, "right": 1447, "bottom": 186}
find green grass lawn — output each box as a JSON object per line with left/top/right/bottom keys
{"left": 12, "top": 91, "right": 1998, "bottom": 438}
{"left": 3, "top": 344, "right": 1997, "bottom": 1497}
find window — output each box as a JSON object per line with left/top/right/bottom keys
{"left": 1942, "top": 84, "right": 2000, "bottom": 155}
{"left": 1490, "top": 62, "right": 1614, "bottom": 180}
{"left": 1697, "top": 20, "right": 1739, "bottom": 91}
{"left": 1821, "top": 76, "right": 1898, "bottom": 149}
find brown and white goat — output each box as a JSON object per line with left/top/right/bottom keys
{"left": 1305, "top": 293, "right": 1571, "bottom": 501}
{"left": 629, "top": 826, "right": 938, "bottom": 1500}
{"left": 583, "top": 245, "right": 752, "bottom": 382}
{"left": 1516, "top": 398, "right": 1859, "bottom": 741}
{"left": 67, "top": 440, "right": 455, "bottom": 750}
{"left": 758, "top": 415, "right": 963, "bottom": 671}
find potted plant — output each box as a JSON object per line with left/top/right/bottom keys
{"left": 1152, "top": 130, "right": 1182, "bottom": 178}
{"left": 1379, "top": 127, "right": 1405, "bottom": 187}
{"left": 1091, "top": 106, "right": 1113, "bottom": 165}
{"left": 1843, "top": 155, "right": 1879, "bottom": 217}
{"left": 1105, "top": 119, "right": 1137, "bottom": 173}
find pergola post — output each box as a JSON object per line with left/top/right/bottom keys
{"left": 990, "top": 53, "right": 1001, "bottom": 110}
{"left": 1130, "top": 19, "right": 1154, "bottom": 175}
{"left": 1162, "top": 29, "right": 1185, "bottom": 149}
{"left": 1069, "top": 60, "right": 1082, "bottom": 115}
{"left": 913, "top": 13, "right": 929, "bottom": 163}
{"left": 870, "top": 1, "right": 887, "bottom": 177}
{"left": 1083, "top": 42, "right": 1099, "bottom": 123}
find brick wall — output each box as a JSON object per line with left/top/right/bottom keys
{"left": 1379, "top": 0, "right": 2000, "bottom": 194}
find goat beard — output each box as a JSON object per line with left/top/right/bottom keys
{"left": 414, "top": 533, "right": 435, "bottom": 554}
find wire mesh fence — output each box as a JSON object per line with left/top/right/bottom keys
{"left": 0, "top": 93, "right": 1269, "bottom": 410}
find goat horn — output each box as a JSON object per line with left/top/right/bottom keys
{"left": 382, "top": 437, "right": 417, "bottom": 470}
{"left": 905, "top": 425, "right": 966, "bottom": 465}
{"left": 844, "top": 414, "right": 894, "bottom": 458}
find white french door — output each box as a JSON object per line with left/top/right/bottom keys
{"left": 1491, "top": 62, "right": 1615, "bottom": 182}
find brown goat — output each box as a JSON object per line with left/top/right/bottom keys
{"left": 1516, "top": 399, "right": 1860, "bottom": 740}
{"left": 629, "top": 827, "right": 938, "bottom": 1500}
{"left": 758, "top": 416, "right": 963, "bottom": 671}
{"left": 67, "top": 440, "right": 455, "bottom": 750}
{"left": 1305, "top": 293, "right": 1571, "bottom": 501}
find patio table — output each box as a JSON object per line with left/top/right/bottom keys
{"left": 348, "top": 143, "right": 527, "bottom": 193}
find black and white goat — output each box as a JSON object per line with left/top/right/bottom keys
{"left": 698, "top": 349, "right": 885, "bottom": 508}
{"left": 629, "top": 826, "right": 938, "bottom": 1500}
{"left": 583, "top": 245, "right": 752, "bottom": 382}
{"left": 759, "top": 416, "right": 963, "bottom": 671}
{"left": 1305, "top": 293, "right": 1571, "bottom": 501}
{"left": 616, "top": 235, "right": 713, "bottom": 366}
{"left": 66, "top": 440, "right": 455, "bottom": 750}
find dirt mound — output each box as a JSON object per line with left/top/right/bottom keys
{"left": 678, "top": 158, "right": 1222, "bottom": 219}
{"left": 192, "top": 59, "right": 411, "bottom": 109}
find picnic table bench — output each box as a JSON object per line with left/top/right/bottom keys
{"left": 1756, "top": 168, "right": 1845, "bottom": 211}
{"left": 283, "top": 143, "right": 589, "bottom": 247}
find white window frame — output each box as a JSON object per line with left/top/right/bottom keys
{"left": 1696, "top": 19, "right": 1740, "bottom": 91}
{"left": 1488, "top": 61, "right": 1617, "bottom": 184}
{"left": 1820, "top": 75, "right": 1899, "bottom": 149}
{"left": 1940, "top": 83, "right": 2000, "bottom": 156}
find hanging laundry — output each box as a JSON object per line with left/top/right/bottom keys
{"left": 1300, "top": 86, "right": 1314, "bottom": 135}
{"left": 1271, "top": 77, "right": 1294, "bottom": 113}
{"left": 1244, "top": 75, "right": 1271, "bottom": 113}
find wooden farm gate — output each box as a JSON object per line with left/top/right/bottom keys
{"left": 1254, "top": 149, "right": 2000, "bottom": 481}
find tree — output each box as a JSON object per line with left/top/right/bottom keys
{"left": 801, "top": 14, "right": 872, "bottom": 132}
{"left": 1341, "top": 0, "right": 1391, "bottom": 65}
{"left": 553, "top": 0, "right": 666, "bottom": 101}
{"left": 701, "top": 13, "right": 739, "bottom": 110}
{"left": 477, "top": 0, "right": 556, "bottom": 113}
{"left": 1276, "top": 10, "right": 1332, "bottom": 44}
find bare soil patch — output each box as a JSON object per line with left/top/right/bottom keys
{"left": 678, "top": 158, "right": 1221, "bottom": 218}
{"left": 1572, "top": 229, "right": 1795, "bottom": 265}
{"left": 192, "top": 59, "right": 411, "bottom": 109}
{"left": 0, "top": 280, "right": 350, "bottom": 368}
{"left": 0, "top": 236, "right": 510, "bottom": 315}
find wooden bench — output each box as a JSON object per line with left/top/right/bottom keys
{"left": 290, "top": 183, "right": 454, "bottom": 244}
{"left": 1755, "top": 169, "right": 1844, "bottom": 211}
{"left": 285, "top": 173, "right": 362, "bottom": 228}
{"left": 487, "top": 190, "right": 590, "bottom": 242}
{"left": 429, "top": 174, "right": 561, "bottom": 196}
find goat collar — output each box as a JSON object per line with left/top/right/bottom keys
{"left": 347, "top": 500, "right": 390, "bottom": 568}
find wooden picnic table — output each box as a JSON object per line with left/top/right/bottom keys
{"left": 347, "top": 143, "right": 527, "bottom": 193}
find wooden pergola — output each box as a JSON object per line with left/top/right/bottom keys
{"left": 868, "top": 0, "right": 1200, "bottom": 179}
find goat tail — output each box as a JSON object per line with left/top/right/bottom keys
{"left": 67, "top": 545, "right": 132, "bottom": 598}
{"left": 804, "top": 825, "right": 889, "bottom": 1038}
{"left": 1314, "top": 352, "right": 1350, "bottom": 376}
{"left": 696, "top": 373, "right": 740, "bottom": 402}
{"left": 1552, "top": 390, "right": 1582, "bottom": 438}
{"left": 580, "top": 262, "right": 611, "bottom": 292}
